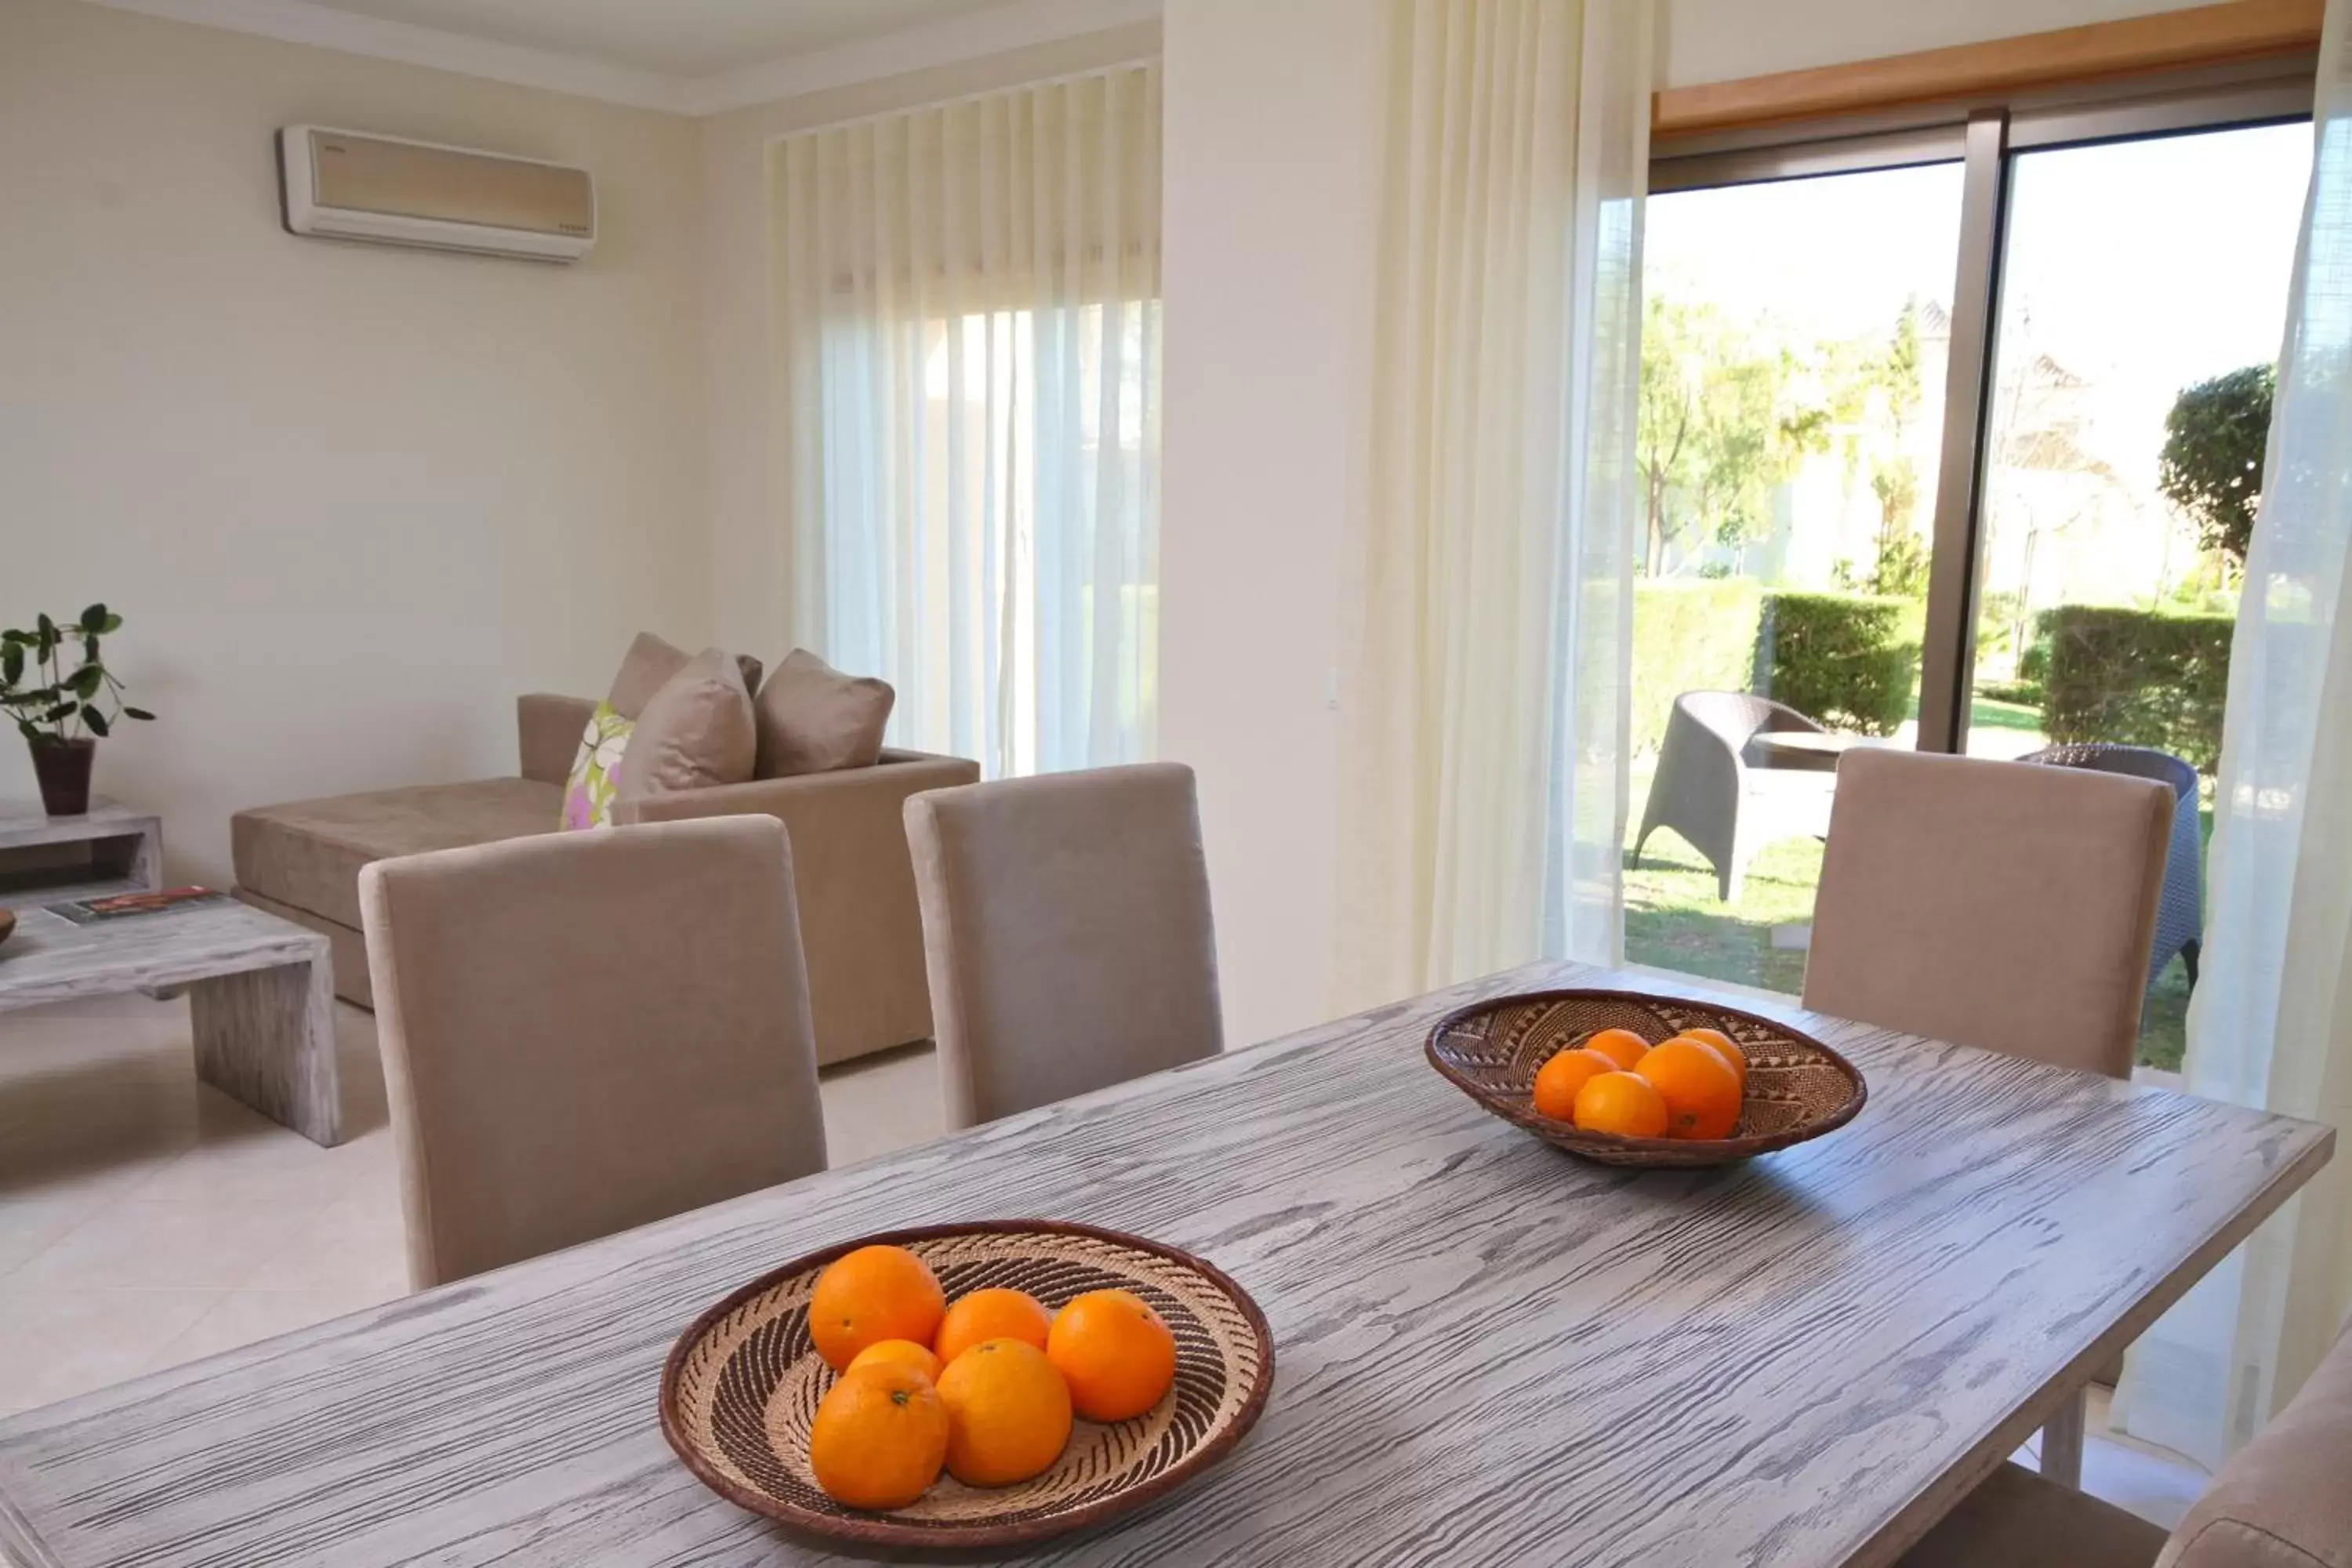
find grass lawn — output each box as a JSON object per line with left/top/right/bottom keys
{"left": 1622, "top": 702, "right": 2200, "bottom": 1072}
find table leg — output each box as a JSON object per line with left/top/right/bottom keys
{"left": 2039, "top": 1386, "right": 2087, "bottom": 1490}
{"left": 189, "top": 955, "right": 341, "bottom": 1146}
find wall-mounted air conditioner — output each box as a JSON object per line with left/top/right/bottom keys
{"left": 277, "top": 125, "right": 596, "bottom": 263}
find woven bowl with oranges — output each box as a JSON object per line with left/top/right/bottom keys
{"left": 660, "top": 1220, "right": 1274, "bottom": 1552}
{"left": 1426, "top": 989, "right": 1867, "bottom": 1169}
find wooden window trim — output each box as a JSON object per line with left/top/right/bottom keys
{"left": 1652, "top": 0, "right": 2321, "bottom": 138}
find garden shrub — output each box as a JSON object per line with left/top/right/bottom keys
{"left": 1630, "top": 580, "right": 1764, "bottom": 754}
{"left": 2038, "top": 605, "right": 2234, "bottom": 771}
{"left": 1757, "top": 592, "right": 1921, "bottom": 735}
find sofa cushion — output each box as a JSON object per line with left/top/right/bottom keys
{"left": 754, "top": 648, "right": 895, "bottom": 777}
{"left": 606, "top": 633, "right": 764, "bottom": 721}
{"left": 618, "top": 649, "right": 756, "bottom": 800}
{"left": 232, "top": 778, "right": 564, "bottom": 931}
{"left": 562, "top": 702, "right": 635, "bottom": 829}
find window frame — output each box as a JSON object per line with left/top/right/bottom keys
{"left": 1643, "top": 56, "right": 2316, "bottom": 751}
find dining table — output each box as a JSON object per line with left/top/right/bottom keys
{"left": 0, "top": 959, "right": 2332, "bottom": 1567}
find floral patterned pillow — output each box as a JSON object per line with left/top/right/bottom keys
{"left": 562, "top": 702, "right": 635, "bottom": 830}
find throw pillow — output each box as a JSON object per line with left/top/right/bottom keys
{"left": 617, "top": 646, "right": 757, "bottom": 800}
{"left": 561, "top": 702, "right": 635, "bottom": 829}
{"left": 753, "top": 649, "right": 896, "bottom": 777}
{"left": 605, "top": 632, "right": 764, "bottom": 721}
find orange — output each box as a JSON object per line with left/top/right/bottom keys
{"left": 935, "top": 1338, "right": 1073, "bottom": 1486}
{"left": 1676, "top": 1026, "right": 1748, "bottom": 1090}
{"left": 809, "top": 1245, "right": 948, "bottom": 1372}
{"left": 848, "top": 1338, "right": 944, "bottom": 1384}
{"left": 1572, "top": 1069, "right": 1669, "bottom": 1138}
{"left": 1635, "top": 1039, "right": 1743, "bottom": 1141}
{"left": 1047, "top": 1289, "right": 1178, "bottom": 1423}
{"left": 935, "top": 1287, "right": 1052, "bottom": 1366}
{"left": 808, "top": 1363, "right": 949, "bottom": 1511}
{"left": 1581, "top": 1028, "right": 1652, "bottom": 1072}
{"left": 1531, "top": 1047, "right": 1617, "bottom": 1121}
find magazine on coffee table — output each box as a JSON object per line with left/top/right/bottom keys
{"left": 49, "top": 887, "right": 234, "bottom": 926}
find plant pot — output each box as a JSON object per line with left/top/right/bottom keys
{"left": 28, "top": 737, "right": 96, "bottom": 816}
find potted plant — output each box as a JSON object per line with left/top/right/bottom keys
{"left": 1, "top": 605, "right": 155, "bottom": 816}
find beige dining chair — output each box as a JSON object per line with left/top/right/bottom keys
{"left": 1898, "top": 1322, "right": 2352, "bottom": 1568}
{"left": 359, "top": 815, "right": 828, "bottom": 1287}
{"left": 905, "top": 762, "right": 1225, "bottom": 1131}
{"left": 1804, "top": 746, "right": 2174, "bottom": 1080}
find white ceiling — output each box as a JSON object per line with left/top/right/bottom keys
{"left": 85, "top": 0, "right": 1160, "bottom": 114}
{"left": 298, "top": 0, "right": 1014, "bottom": 78}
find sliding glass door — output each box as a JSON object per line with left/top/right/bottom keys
{"left": 1628, "top": 78, "right": 2314, "bottom": 1068}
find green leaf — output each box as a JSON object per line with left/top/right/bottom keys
{"left": 0, "top": 630, "right": 27, "bottom": 646}
{"left": 79, "top": 604, "right": 107, "bottom": 632}
{"left": 2, "top": 645, "right": 20, "bottom": 687}
{"left": 68, "top": 665, "right": 103, "bottom": 699}
{"left": 122, "top": 706, "right": 156, "bottom": 721}
{"left": 16, "top": 720, "right": 39, "bottom": 744}
{"left": 44, "top": 702, "right": 77, "bottom": 724}
{"left": 99, "top": 614, "right": 123, "bottom": 634}
{"left": 82, "top": 636, "right": 99, "bottom": 665}
{"left": 81, "top": 706, "right": 110, "bottom": 738}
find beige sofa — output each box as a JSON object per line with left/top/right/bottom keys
{"left": 231, "top": 692, "right": 978, "bottom": 1066}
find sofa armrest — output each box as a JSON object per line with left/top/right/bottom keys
{"left": 615, "top": 750, "right": 982, "bottom": 827}
{"left": 519, "top": 693, "right": 597, "bottom": 785}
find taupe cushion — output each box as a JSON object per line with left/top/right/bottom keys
{"left": 606, "top": 632, "right": 763, "bottom": 721}
{"left": 906, "top": 762, "right": 1223, "bottom": 1130}
{"left": 754, "top": 649, "right": 895, "bottom": 778}
{"left": 358, "top": 816, "right": 828, "bottom": 1287}
{"left": 1897, "top": 1461, "right": 2167, "bottom": 1568}
{"left": 1804, "top": 749, "right": 2172, "bottom": 1077}
{"left": 231, "top": 778, "right": 563, "bottom": 931}
{"left": 617, "top": 648, "right": 756, "bottom": 800}
{"left": 2163, "top": 1324, "right": 2352, "bottom": 1568}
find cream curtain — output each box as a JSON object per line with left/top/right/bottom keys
{"left": 2114, "top": 3, "right": 2352, "bottom": 1466}
{"left": 771, "top": 64, "right": 1162, "bottom": 777}
{"left": 1334, "top": 0, "right": 1650, "bottom": 1007}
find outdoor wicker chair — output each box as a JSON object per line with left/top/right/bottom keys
{"left": 2024, "top": 742, "right": 2203, "bottom": 993}
{"left": 1632, "top": 691, "right": 1839, "bottom": 903}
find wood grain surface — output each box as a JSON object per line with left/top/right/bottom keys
{"left": 0, "top": 960, "right": 2331, "bottom": 1568}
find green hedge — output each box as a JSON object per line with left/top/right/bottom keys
{"left": 1630, "top": 581, "right": 1764, "bottom": 754}
{"left": 2039, "top": 605, "right": 2233, "bottom": 771}
{"left": 1758, "top": 592, "right": 1922, "bottom": 736}
{"left": 1631, "top": 583, "right": 1920, "bottom": 750}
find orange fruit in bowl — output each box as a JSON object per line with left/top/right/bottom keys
{"left": 935, "top": 1287, "right": 1052, "bottom": 1365}
{"left": 809, "top": 1245, "right": 947, "bottom": 1371}
{"left": 1047, "top": 1289, "right": 1178, "bottom": 1423}
{"left": 935, "top": 1338, "right": 1073, "bottom": 1486}
{"left": 808, "top": 1362, "right": 949, "bottom": 1510}
{"left": 1572, "top": 1069, "right": 1669, "bottom": 1138}
{"left": 1676, "top": 1026, "right": 1748, "bottom": 1089}
{"left": 1531, "top": 1047, "right": 1617, "bottom": 1120}
{"left": 847, "top": 1338, "right": 944, "bottom": 1383}
{"left": 1581, "top": 1028, "right": 1652, "bottom": 1072}
{"left": 1635, "top": 1038, "right": 1743, "bottom": 1141}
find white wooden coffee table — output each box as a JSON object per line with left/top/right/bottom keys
{"left": 0, "top": 898, "right": 339, "bottom": 1145}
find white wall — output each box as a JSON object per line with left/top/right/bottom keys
{"left": 1158, "top": 0, "right": 2216, "bottom": 1048}
{"left": 0, "top": 0, "right": 710, "bottom": 885}
{"left": 1661, "top": 0, "right": 2218, "bottom": 88}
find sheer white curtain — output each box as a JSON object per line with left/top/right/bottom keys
{"left": 771, "top": 64, "right": 1162, "bottom": 778}
{"left": 2114, "top": 8, "right": 2352, "bottom": 1466}
{"left": 1334, "top": 0, "right": 1650, "bottom": 1007}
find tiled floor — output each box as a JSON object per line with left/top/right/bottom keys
{"left": 0, "top": 992, "right": 941, "bottom": 1420}
{"left": 0, "top": 994, "right": 2208, "bottom": 1532}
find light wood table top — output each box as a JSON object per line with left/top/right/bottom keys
{"left": 0, "top": 961, "right": 2330, "bottom": 1567}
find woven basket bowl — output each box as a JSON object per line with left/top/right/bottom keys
{"left": 659, "top": 1220, "right": 1276, "bottom": 1554}
{"left": 1427, "top": 988, "right": 1867, "bottom": 1168}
